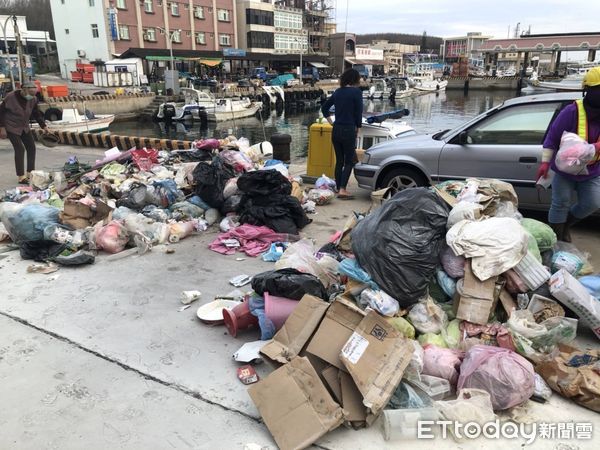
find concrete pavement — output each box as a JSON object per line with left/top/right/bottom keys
{"left": 1, "top": 140, "right": 599, "bottom": 449}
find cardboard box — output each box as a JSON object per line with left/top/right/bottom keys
{"left": 306, "top": 297, "right": 366, "bottom": 371}
{"left": 454, "top": 261, "right": 502, "bottom": 325}
{"left": 252, "top": 295, "right": 411, "bottom": 448}
{"left": 248, "top": 356, "right": 344, "bottom": 450}
{"left": 549, "top": 269, "right": 600, "bottom": 339}
{"left": 462, "top": 261, "right": 498, "bottom": 300}
{"left": 498, "top": 288, "right": 517, "bottom": 317}
{"left": 260, "top": 295, "right": 329, "bottom": 364}
{"left": 340, "top": 311, "right": 412, "bottom": 416}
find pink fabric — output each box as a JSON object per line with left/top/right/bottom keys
{"left": 209, "top": 224, "right": 289, "bottom": 257}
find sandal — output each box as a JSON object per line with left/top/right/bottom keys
{"left": 17, "top": 176, "right": 29, "bottom": 185}
{"left": 337, "top": 193, "right": 355, "bottom": 200}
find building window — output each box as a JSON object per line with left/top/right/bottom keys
{"left": 194, "top": 6, "right": 204, "bottom": 19}
{"left": 195, "top": 32, "right": 206, "bottom": 45}
{"left": 91, "top": 24, "right": 99, "bottom": 38}
{"left": 88, "top": 0, "right": 95, "bottom": 6}
{"left": 217, "top": 9, "right": 230, "bottom": 22}
{"left": 219, "top": 34, "right": 231, "bottom": 46}
{"left": 143, "top": 28, "right": 156, "bottom": 42}
{"left": 274, "top": 11, "right": 302, "bottom": 30}
{"left": 144, "top": 0, "right": 153, "bottom": 13}
{"left": 171, "top": 2, "right": 179, "bottom": 16}
{"left": 246, "top": 9, "right": 274, "bottom": 26}
{"left": 247, "top": 31, "right": 274, "bottom": 49}
{"left": 116, "top": 0, "right": 126, "bottom": 9}
{"left": 118, "top": 25, "right": 130, "bottom": 40}
{"left": 172, "top": 30, "right": 181, "bottom": 43}
{"left": 274, "top": 34, "right": 306, "bottom": 51}
{"left": 65, "top": 28, "right": 69, "bottom": 35}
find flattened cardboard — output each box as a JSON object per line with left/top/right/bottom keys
{"left": 321, "top": 366, "right": 342, "bottom": 403}
{"left": 340, "top": 311, "right": 412, "bottom": 416}
{"left": 498, "top": 288, "right": 517, "bottom": 317}
{"left": 453, "top": 294, "right": 498, "bottom": 325}
{"left": 339, "top": 371, "right": 367, "bottom": 425}
{"left": 260, "top": 295, "right": 329, "bottom": 364}
{"left": 248, "top": 356, "right": 344, "bottom": 450}
{"left": 462, "top": 261, "right": 498, "bottom": 300}
{"left": 306, "top": 297, "right": 366, "bottom": 371}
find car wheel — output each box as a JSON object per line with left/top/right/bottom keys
{"left": 380, "top": 167, "right": 427, "bottom": 194}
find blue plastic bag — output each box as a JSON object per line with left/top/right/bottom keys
{"left": 248, "top": 294, "right": 276, "bottom": 340}
{"left": 436, "top": 269, "right": 457, "bottom": 298}
{"left": 338, "top": 258, "right": 379, "bottom": 290}
{"left": 187, "top": 195, "right": 212, "bottom": 211}
{"left": 579, "top": 276, "right": 600, "bottom": 299}
{"left": 261, "top": 242, "right": 289, "bottom": 262}
{"left": 3, "top": 204, "right": 60, "bottom": 244}
{"left": 315, "top": 174, "right": 336, "bottom": 191}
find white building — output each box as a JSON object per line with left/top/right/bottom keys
{"left": 49, "top": 0, "right": 112, "bottom": 78}
{"left": 236, "top": 0, "right": 307, "bottom": 54}
{"left": 0, "top": 15, "right": 57, "bottom": 73}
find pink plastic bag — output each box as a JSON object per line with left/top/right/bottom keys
{"left": 556, "top": 132, "right": 596, "bottom": 175}
{"left": 457, "top": 345, "right": 535, "bottom": 410}
{"left": 219, "top": 150, "right": 254, "bottom": 173}
{"left": 440, "top": 245, "right": 466, "bottom": 279}
{"left": 422, "top": 344, "right": 465, "bottom": 386}
{"left": 95, "top": 220, "right": 129, "bottom": 254}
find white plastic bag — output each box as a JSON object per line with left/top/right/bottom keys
{"left": 360, "top": 288, "right": 400, "bottom": 317}
{"left": 446, "top": 202, "right": 484, "bottom": 229}
{"left": 408, "top": 298, "right": 448, "bottom": 334}
{"left": 275, "top": 239, "right": 329, "bottom": 286}
{"left": 555, "top": 131, "right": 596, "bottom": 175}
{"left": 307, "top": 188, "right": 335, "bottom": 206}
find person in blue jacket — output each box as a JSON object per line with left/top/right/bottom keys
{"left": 321, "top": 68, "right": 364, "bottom": 199}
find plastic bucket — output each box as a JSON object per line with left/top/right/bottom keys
{"left": 222, "top": 299, "right": 258, "bottom": 337}
{"left": 264, "top": 292, "right": 299, "bottom": 330}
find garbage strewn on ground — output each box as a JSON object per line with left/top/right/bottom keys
{"left": 204, "top": 178, "right": 600, "bottom": 449}
{"left": 0, "top": 136, "right": 326, "bottom": 267}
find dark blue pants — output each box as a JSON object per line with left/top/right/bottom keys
{"left": 332, "top": 124, "right": 357, "bottom": 190}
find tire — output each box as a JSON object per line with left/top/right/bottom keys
{"left": 380, "top": 166, "right": 428, "bottom": 194}
{"left": 44, "top": 107, "right": 62, "bottom": 122}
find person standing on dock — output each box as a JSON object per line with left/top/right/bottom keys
{"left": 0, "top": 81, "right": 48, "bottom": 184}
{"left": 537, "top": 67, "right": 600, "bottom": 241}
{"left": 321, "top": 68, "right": 364, "bottom": 199}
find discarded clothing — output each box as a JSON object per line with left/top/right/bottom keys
{"left": 251, "top": 268, "right": 328, "bottom": 301}
{"left": 209, "top": 224, "right": 292, "bottom": 257}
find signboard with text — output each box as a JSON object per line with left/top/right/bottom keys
{"left": 223, "top": 48, "right": 247, "bottom": 57}
{"left": 356, "top": 47, "right": 384, "bottom": 61}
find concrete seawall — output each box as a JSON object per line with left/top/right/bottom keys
{"left": 41, "top": 93, "right": 156, "bottom": 116}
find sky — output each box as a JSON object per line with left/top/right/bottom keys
{"left": 333, "top": 0, "right": 600, "bottom": 39}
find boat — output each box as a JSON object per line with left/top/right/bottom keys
{"left": 32, "top": 106, "right": 114, "bottom": 133}
{"left": 524, "top": 71, "right": 582, "bottom": 93}
{"left": 383, "top": 77, "right": 414, "bottom": 99}
{"left": 363, "top": 78, "right": 386, "bottom": 100}
{"left": 412, "top": 76, "right": 448, "bottom": 92}
{"left": 260, "top": 86, "right": 285, "bottom": 107}
{"left": 206, "top": 97, "right": 263, "bottom": 122}
{"left": 320, "top": 109, "right": 416, "bottom": 150}
{"left": 155, "top": 87, "right": 215, "bottom": 121}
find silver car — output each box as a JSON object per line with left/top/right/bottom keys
{"left": 354, "top": 92, "right": 583, "bottom": 210}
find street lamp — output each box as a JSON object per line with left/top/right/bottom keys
{"left": 157, "top": 27, "right": 182, "bottom": 71}
{"left": 293, "top": 34, "right": 305, "bottom": 84}
{"left": 1, "top": 14, "right": 16, "bottom": 89}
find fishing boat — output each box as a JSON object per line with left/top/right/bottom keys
{"left": 524, "top": 71, "right": 582, "bottom": 93}
{"left": 412, "top": 76, "right": 448, "bottom": 92}
{"left": 384, "top": 77, "right": 414, "bottom": 99}
{"left": 363, "top": 78, "right": 386, "bottom": 100}
{"left": 32, "top": 107, "right": 114, "bottom": 133}
{"left": 206, "top": 98, "right": 263, "bottom": 122}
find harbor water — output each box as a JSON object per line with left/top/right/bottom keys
{"left": 109, "top": 89, "right": 520, "bottom": 161}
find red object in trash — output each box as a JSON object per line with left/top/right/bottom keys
{"left": 222, "top": 299, "right": 259, "bottom": 337}
{"left": 264, "top": 292, "right": 298, "bottom": 330}
{"left": 237, "top": 365, "right": 259, "bottom": 385}
{"left": 131, "top": 148, "right": 159, "bottom": 171}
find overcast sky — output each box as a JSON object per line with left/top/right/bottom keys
{"left": 333, "top": 0, "right": 600, "bottom": 39}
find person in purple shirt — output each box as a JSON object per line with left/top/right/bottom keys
{"left": 537, "top": 67, "right": 600, "bottom": 241}
{"left": 321, "top": 68, "right": 363, "bottom": 199}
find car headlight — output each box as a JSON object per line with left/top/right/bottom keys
{"left": 361, "top": 152, "right": 371, "bottom": 164}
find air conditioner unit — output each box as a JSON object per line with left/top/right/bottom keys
{"left": 77, "top": 49, "right": 86, "bottom": 58}
{"left": 157, "top": 0, "right": 162, "bottom": 5}
{"left": 186, "top": 31, "right": 191, "bottom": 37}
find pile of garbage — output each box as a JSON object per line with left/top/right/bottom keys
{"left": 0, "top": 137, "right": 324, "bottom": 268}
{"left": 215, "top": 178, "right": 600, "bottom": 448}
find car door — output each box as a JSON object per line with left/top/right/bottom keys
{"left": 437, "top": 101, "right": 564, "bottom": 207}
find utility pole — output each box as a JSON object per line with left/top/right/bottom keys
{"left": 1, "top": 15, "right": 16, "bottom": 89}
{"left": 13, "top": 15, "right": 25, "bottom": 84}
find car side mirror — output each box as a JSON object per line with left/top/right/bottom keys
{"left": 457, "top": 131, "right": 471, "bottom": 145}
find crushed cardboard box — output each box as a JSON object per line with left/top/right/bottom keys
{"left": 252, "top": 295, "right": 412, "bottom": 449}
{"left": 453, "top": 261, "right": 503, "bottom": 325}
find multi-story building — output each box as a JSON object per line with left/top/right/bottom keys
{"left": 368, "top": 40, "right": 420, "bottom": 75}
{"left": 236, "top": 1, "right": 331, "bottom": 56}
{"left": 442, "top": 31, "right": 492, "bottom": 66}
{"left": 50, "top": 0, "right": 237, "bottom": 77}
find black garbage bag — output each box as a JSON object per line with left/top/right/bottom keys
{"left": 318, "top": 242, "right": 345, "bottom": 261}
{"left": 20, "top": 240, "right": 67, "bottom": 262}
{"left": 351, "top": 188, "right": 450, "bottom": 307}
{"left": 237, "top": 170, "right": 292, "bottom": 197}
{"left": 192, "top": 157, "right": 235, "bottom": 209}
{"left": 251, "top": 268, "right": 328, "bottom": 301}
{"left": 116, "top": 182, "right": 147, "bottom": 210}
{"left": 221, "top": 194, "right": 243, "bottom": 215}
{"left": 238, "top": 194, "right": 310, "bottom": 235}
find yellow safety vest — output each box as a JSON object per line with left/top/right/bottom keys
{"left": 575, "top": 99, "right": 588, "bottom": 141}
